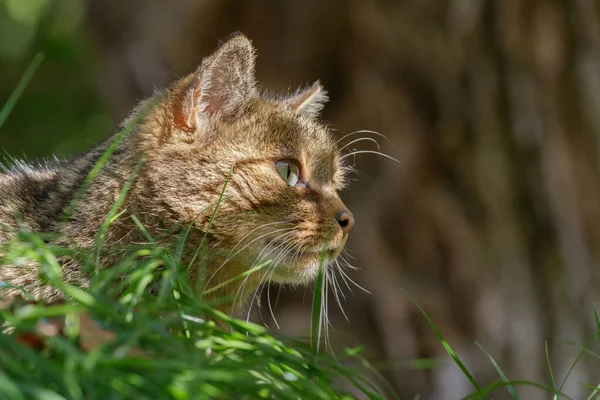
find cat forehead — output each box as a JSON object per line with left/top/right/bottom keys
{"left": 266, "top": 110, "right": 333, "bottom": 149}
{"left": 225, "top": 101, "right": 333, "bottom": 148}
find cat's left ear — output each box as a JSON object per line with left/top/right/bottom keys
{"left": 285, "top": 81, "right": 329, "bottom": 118}
{"left": 183, "top": 33, "right": 259, "bottom": 130}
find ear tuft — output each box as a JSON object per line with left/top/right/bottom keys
{"left": 182, "top": 33, "right": 258, "bottom": 129}
{"left": 285, "top": 81, "right": 329, "bottom": 118}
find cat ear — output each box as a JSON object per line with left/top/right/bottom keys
{"left": 182, "top": 33, "right": 258, "bottom": 129}
{"left": 285, "top": 81, "right": 329, "bottom": 118}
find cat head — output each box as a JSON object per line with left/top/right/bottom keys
{"left": 135, "top": 33, "right": 353, "bottom": 284}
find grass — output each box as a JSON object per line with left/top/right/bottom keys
{"left": 0, "top": 54, "right": 390, "bottom": 400}
{"left": 4, "top": 47, "right": 600, "bottom": 400}
{"left": 0, "top": 52, "right": 45, "bottom": 130}
{"left": 404, "top": 289, "right": 600, "bottom": 400}
{"left": 0, "top": 227, "right": 389, "bottom": 400}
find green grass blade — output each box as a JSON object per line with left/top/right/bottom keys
{"left": 95, "top": 157, "right": 146, "bottom": 268}
{"left": 558, "top": 335, "right": 596, "bottom": 394}
{"left": 475, "top": 341, "right": 518, "bottom": 400}
{"left": 403, "top": 289, "right": 486, "bottom": 399}
{"left": 130, "top": 215, "right": 156, "bottom": 243}
{"left": 352, "top": 352, "right": 401, "bottom": 400}
{"left": 62, "top": 94, "right": 162, "bottom": 222}
{"left": 545, "top": 340, "right": 558, "bottom": 397}
{"left": 202, "top": 260, "right": 272, "bottom": 296}
{"left": 558, "top": 338, "right": 600, "bottom": 360}
{"left": 187, "top": 163, "right": 235, "bottom": 272}
{"left": 309, "top": 233, "right": 335, "bottom": 354}
{"left": 593, "top": 304, "right": 600, "bottom": 339}
{"left": 0, "top": 52, "right": 45, "bottom": 130}
{"left": 583, "top": 382, "right": 600, "bottom": 400}
{"left": 311, "top": 263, "right": 325, "bottom": 352}
{"left": 462, "top": 381, "right": 571, "bottom": 400}
{"left": 0, "top": 371, "right": 26, "bottom": 400}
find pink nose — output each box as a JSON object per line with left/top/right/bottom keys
{"left": 335, "top": 209, "right": 354, "bottom": 235}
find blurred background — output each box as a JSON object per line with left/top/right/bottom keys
{"left": 2, "top": 0, "right": 600, "bottom": 398}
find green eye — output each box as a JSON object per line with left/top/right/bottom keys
{"left": 275, "top": 160, "right": 300, "bottom": 186}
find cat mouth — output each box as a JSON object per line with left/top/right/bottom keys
{"left": 294, "top": 246, "right": 339, "bottom": 263}
{"left": 266, "top": 238, "right": 340, "bottom": 260}
{"left": 306, "top": 248, "right": 336, "bottom": 258}
{"left": 266, "top": 246, "right": 342, "bottom": 284}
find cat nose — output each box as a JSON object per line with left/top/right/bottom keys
{"left": 335, "top": 209, "right": 354, "bottom": 235}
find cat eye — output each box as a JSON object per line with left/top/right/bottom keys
{"left": 275, "top": 160, "right": 300, "bottom": 186}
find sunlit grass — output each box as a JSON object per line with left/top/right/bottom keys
{"left": 0, "top": 60, "right": 390, "bottom": 399}
{"left": 0, "top": 227, "right": 391, "bottom": 400}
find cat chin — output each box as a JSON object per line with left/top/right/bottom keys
{"left": 268, "top": 257, "right": 331, "bottom": 286}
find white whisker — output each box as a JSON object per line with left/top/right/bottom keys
{"left": 206, "top": 227, "right": 294, "bottom": 287}
{"left": 339, "top": 137, "right": 381, "bottom": 152}
{"left": 338, "top": 267, "right": 371, "bottom": 294}
{"left": 264, "top": 240, "right": 298, "bottom": 329}
{"left": 245, "top": 233, "right": 298, "bottom": 325}
{"left": 228, "top": 221, "right": 291, "bottom": 255}
{"left": 340, "top": 150, "right": 400, "bottom": 164}
{"left": 337, "top": 262, "right": 355, "bottom": 295}
{"left": 338, "top": 253, "right": 358, "bottom": 270}
{"left": 335, "top": 129, "right": 392, "bottom": 146}
{"left": 340, "top": 248, "right": 356, "bottom": 261}
{"left": 231, "top": 231, "right": 294, "bottom": 315}
{"left": 331, "top": 267, "right": 347, "bottom": 301}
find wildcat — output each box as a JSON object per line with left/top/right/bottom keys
{"left": 0, "top": 33, "right": 354, "bottom": 314}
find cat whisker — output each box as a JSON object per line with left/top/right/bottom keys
{"left": 340, "top": 150, "right": 401, "bottom": 164}
{"left": 249, "top": 232, "right": 295, "bottom": 282}
{"left": 240, "top": 229, "right": 293, "bottom": 277}
{"left": 334, "top": 129, "right": 392, "bottom": 146}
{"left": 338, "top": 252, "right": 358, "bottom": 270}
{"left": 232, "top": 273, "right": 253, "bottom": 315}
{"left": 232, "top": 234, "right": 292, "bottom": 316}
{"left": 244, "top": 258, "right": 274, "bottom": 325}
{"left": 274, "top": 285, "right": 283, "bottom": 314}
{"left": 264, "top": 240, "right": 298, "bottom": 329}
{"left": 334, "top": 261, "right": 349, "bottom": 300}
{"left": 323, "top": 268, "right": 329, "bottom": 351}
{"left": 264, "top": 264, "right": 286, "bottom": 328}
{"left": 340, "top": 248, "right": 357, "bottom": 262}
{"left": 313, "top": 257, "right": 335, "bottom": 353}
{"left": 331, "top": 262, "right": 347, "bottom": 301}
{"left": 266, "top": 283, "right": 277, "bottom": 329}
{"left": 206, "top": 227, "right": 295, "bottom": 287}
{"left": 228, "top": 221, "right": 292, "bottom": 256}
{"left": 219, "top": 221, "right": 292, "bottom": 266}
{"left": 244, "top": 233, "right": 297, "bottom": 324}
{"left": 246, "top": 278, "right": 269, "bottom": 329}
{"left": 314, "top": 266, "right": 325, "bottom": 353}
{"left": 330, "top": 262, "right": 349, "bottom": 323}
{"left": 323, "top": 269, "right": 342, "bottom": 362}
{"left": 336, "top": 261, "right": 355, "bottom": 295}
{"left": 323, "top": 267, "right": 333, "bottom": 352}
{"left": 337, "top": 264, "right": 371, "bottom": 294}
{"left": 338, "top": 137, "right": 381, "bottom": 153}
{"left": 230, "top": 231, "right": 296, "bottom": 316}
{"left": 246, "top": 264, "right": 275, "bottom": 324}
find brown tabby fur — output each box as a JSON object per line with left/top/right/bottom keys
{"left": 0, "top": 33, "right": 353, "bottom": 314}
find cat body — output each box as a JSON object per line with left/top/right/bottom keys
{"left": 0, "top": 34, "right": 354, "bottom": 312}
